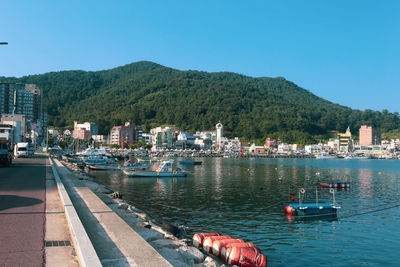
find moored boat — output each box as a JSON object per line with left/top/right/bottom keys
{"left": 315, "top": 153, "right": 338, "bottom": 159}
{"left": 122, "top": 160, "right": 186, "bottom": 177}
{"left": 318, "top": 175, "right": 350, "bottom": 188}
{"left": 283, "top": 188, "right": 341, "bottom": 219}
{"left": 118, "top": 159, "right": 149, "bottom": 170}
{"left": 179, "top": 161, "right": 202, "bottom": 165}
{"left": 87, "top": 164, "right": 120, "bottom": 170}
{"left": 83, "top": 155, "right": 115, "bottom": 165}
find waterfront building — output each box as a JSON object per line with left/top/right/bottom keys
{"left": 327, "top": 138, "right": 339, "bottom": 152}
{"left": 141, "top": 133, "right": 152, "bottom": 144}
{"left": 278, "top": 143, "right": 290, "bottom": 154}
{"left": 359, "top": 125, "right": 381, "bottom": 146}
{"left": 223, "top": 137, "right": 241, "bottom": 153}
{"left": 150, "top": 127, "right": 178, "bottom": 149}
{"left": 194, "top": 138, "right": 213, "bottom": 150}
{"left": 74, "top": 121, "right": 98, "bottom": 137}
{"left": 305, "top": 143, "right": 331, "bottom": 154}
{"left": 109, "top": 122, "right": 143, "bottom": 147}
{"left": 338, "top": 126, "right": 353, "bottom": 152}
{"left": 249, "top": 143, "right": 267, "bottom": 154}
{"left": 72, "top": 129, "right": 90, "bottom": 140}
{"left": 120, "top": 122, "right": 141, "bottom": 147}
{"left": 92, "top": 135, "right": 106, "bottom": 144}
{"left": 110, "top": 126, "right": 122, "bottom": 145}
{"left": 265, "top": 138, "right": 281, "bottom": 149}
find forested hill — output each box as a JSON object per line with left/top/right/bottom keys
{"left": 2, "top": 61, "right": 399, "bottom": 144}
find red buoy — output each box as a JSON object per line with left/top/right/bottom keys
{"left": 228, "top": 246, "right": 263, "bottom": 266}
{"left": 192, "top": 233, "right": 221, "bottom": 249}
{"left": 212, "top": 238, "right": 244, "bottom": 258}
{"left": 203, "top": 235, "right": 233, "bottom": 253}
{"left": 238, "top": 249, "right": 267, "bottom": 267}
{"left": 222, "top": 242, "right": 257, "bottom": 262}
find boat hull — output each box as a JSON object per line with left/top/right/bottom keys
{"left": 124, "top": 170, "right": 187, "bottom": 177}
{"left": 87, "top": 165, "right": 119, "bottom": 170}
{"left": 284, "top": 202, "right": 340, "bottom": 217}
{"left": 179, "top": 161, "right": 202, "bottom": 165}
{"left": 318, "top": 180, "right": 350, "bottom": 188}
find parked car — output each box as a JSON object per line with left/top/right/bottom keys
{"left": 0, "top": 140, "right": 13, "bottom": 166}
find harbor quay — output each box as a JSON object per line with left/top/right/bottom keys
{"left": 0, "top": 155, "right": 220, "bottom": 267}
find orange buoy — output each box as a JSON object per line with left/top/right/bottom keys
{"left": 238, "top": 248, "right": 267, "bottom": 267}
{"left": 228, "top": 246, "right": 262, "bottom": 266}
{"left": 222, "top": 242, "right": 257, "bottom": 261}
{"left": 192, "top": 233, "right": 221, "bottom": 249}
{"left": 203, "top": 236, "right": 233, "bottom": 253}
{"left": 212, "top": 238, "right": 244, "bottom": 258}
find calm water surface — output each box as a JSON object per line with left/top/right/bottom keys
{"left": 89, "top": 158, "right": 400, "bottom": 266}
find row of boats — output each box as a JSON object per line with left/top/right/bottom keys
{"left": 63, "top": 150, "right": 202, "bottom": 177}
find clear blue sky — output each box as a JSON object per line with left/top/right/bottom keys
{"left": 1, "top": 1, "right": 399, "bottom": 113}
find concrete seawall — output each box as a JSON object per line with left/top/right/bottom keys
{"left": 50, "top": 157, "right": 174, "bottom": 266}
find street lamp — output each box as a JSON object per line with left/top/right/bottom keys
{"left": 0, "top": 42, "right": 8, "bottom": 45}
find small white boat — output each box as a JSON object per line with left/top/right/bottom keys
{"left": 315, "top": 153, "right": 337, "bottom": 159}
{"left": 83, "top": 155, "right": 115, "bottom": 165}
{"left": 87, "top": 164, "right": 120, "bottom": 170}
{"left": 118, "top": 160, "right": 149, "bottom": 170}
{"left": 344, "top": 154, "right": 371, "bottom": 160}
{"left": 122, "top": 160, "right": 186, "bottom": 177}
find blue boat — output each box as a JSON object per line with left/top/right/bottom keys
{"left": 318, "top": 175, "right": 351, "bottom": 188}
{"left": 283, "top": 188, "right": 341, "bottom": 219}
{"left": 179, "top": 161, "right": 202, "bottom": 165}
{"left": 284, "top": 202, "right": 341, "bottom": 217}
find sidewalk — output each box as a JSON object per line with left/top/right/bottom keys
{"left": 45, "top": 163, "right": 80, "bottom": 266}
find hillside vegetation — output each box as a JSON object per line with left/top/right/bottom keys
{"left": 2, "top": 61, "right": 399, "bottom": 144}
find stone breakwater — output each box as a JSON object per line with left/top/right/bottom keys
{"left": 61, "top": 160, "right": 225, "bottom": 267}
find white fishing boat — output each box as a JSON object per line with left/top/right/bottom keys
{"left": 315, "top": 153, "right": 337, "bottom": 159}
{"left": 83, "top": 155, "right": 115, "bottom": 165}
{"left": 118, "top": 159, "right": 149, "bottom": 170}
{"left": 122, "top": 160, "right": 186, "bottom": 177}
{"left": 344, "top": 154, "right": 371, "bottom": 160}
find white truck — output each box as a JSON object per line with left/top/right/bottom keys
{"left": 15, "top": 142, "right": 30, "bottom": 158}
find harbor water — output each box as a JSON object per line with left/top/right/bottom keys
{"left": 89, "top": 158, "right": 400, "bottom": 266}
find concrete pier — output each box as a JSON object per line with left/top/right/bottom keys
{"left": 51, "top": 158, "right": 173, "bottom": 267}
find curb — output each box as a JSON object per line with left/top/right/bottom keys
{"left": 49, "top": 157, "right": 102, "bottom": 267}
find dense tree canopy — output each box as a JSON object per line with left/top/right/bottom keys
{"left": 2, "top": 61, "right": 399, "bottom": 144}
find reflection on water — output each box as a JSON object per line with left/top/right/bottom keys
{"left": 90, "top": 158, "right": 400, "bottom": 266}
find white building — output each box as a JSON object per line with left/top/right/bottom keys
{"left": 74, "top": 121, "right": 98, "bottom": 137}
{"left": 1, "top": 114, "right": 27, "bottom": 143}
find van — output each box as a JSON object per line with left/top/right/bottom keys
{"left": 15, "top": 142, "right": 29, "bottom": 158}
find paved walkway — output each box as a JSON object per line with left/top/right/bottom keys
{"left": 0, "top": 155, "right": 78, "bottom": 266}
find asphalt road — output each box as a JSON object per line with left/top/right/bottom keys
{"left": 0, "top": 155, "right": 48, "bottom": 266}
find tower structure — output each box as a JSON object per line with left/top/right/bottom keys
{"left": 216, "top": 122, "right": 223, "bottom": 151}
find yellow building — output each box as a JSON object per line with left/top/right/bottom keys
{"left": 338, "top": 126, "right": 353, "bottom": 152}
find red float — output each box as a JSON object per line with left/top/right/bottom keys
{"left": 229, "top": 246, "right": 265, "bottom": 267}
{"left": 203, "top": 235, "right": 233, "bottom": 253}
{"left": 212, "top": 238, "right": 244, "bottom": 258}
{"left": 192, "top": 233, "right": 221, "bottom": 249}
{"left": 222, "top": 242, "right": 257, "bottom": 262}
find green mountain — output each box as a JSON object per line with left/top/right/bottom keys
{"left": 2, "top": 61, "right": 399, "bottom": 144}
